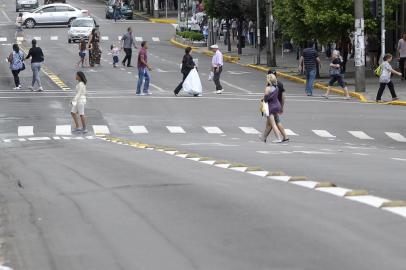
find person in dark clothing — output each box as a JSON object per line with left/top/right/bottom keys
{"left": 121, "top": 27, "right": 137, "bottom": 67}
{"left": 25, "top": 39, "right": 44, "bottom": 91}
{"left": 174, "top": 47, "right": 195, "bottom": 96}
{"left": 299, "top": 41, "right": 321, "bottom": 96}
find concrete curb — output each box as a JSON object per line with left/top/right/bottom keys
{"left": 101, "top": 135, "right": 406, "bottom": 220}
{"left": 169, "top": 38, "right": 199, "bottom": 50}
{"left": 202, "top": 50, "right": 240, "bottom": 63}
{"left": 134, "top": 12, "right": 177, "bottom": 24}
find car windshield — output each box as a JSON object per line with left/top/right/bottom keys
{"left": 71, "top": 20, "right": 94, "bottom": 27}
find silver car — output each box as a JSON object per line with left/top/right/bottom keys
{"left": 68, "top": 17, "right": 99, "bottom": 43}
{"left": 16, "top": 0, "right": 39, "bottom": 12}
{"left": 22, "top": 4, "right": 89, "bottom": 29}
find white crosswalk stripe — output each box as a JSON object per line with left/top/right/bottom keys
{"left": 239, "top": 127, "right": 260, "bottom": 134}
{"left": 55, "top": 125, "right": 72, "bottom": 136}
{"left": 18, "top": 126, "right": 34, "bottom": 137}
{"left": 152, "top": 37, "right": 160, "bottom": 42}
{"left": 50, "top": 36, "right": 58, "bottom": 40}
{"left": 129, "top": 126, "right": 149, "bottom": 134}
{"left": 285, "top": 129, "right": 299, "bottom": 136}
{"left": 101, "top": 36, "right": 109, "bottom": 41}
{"left": 385, "top": 132, "right": 406, "bottom": 142}
{"left": 92, "top": 125, "right": 110, "bottom": 135}
{"left": 0, "top": 37, "right": 7, "bottom": 42}
{"left": 166, "top": 126, "right": 186, "bottom": 133}
{"left": 135, "top": 37, "right": 143, "bottom": 42}
{"left": 312, "top": 130, "right": 336, "bottom": 138}
{"left": 0, "top": 36, "right": 163, "bottom": 43}
{"left": 16, "top": 37, "right": 24, "bottom": 41}
{"left": 118, "top": 35, "right": 122, "bottom": 40}
{"left": 33, "top": 36, "right": 41, "bottom": 40}
{"left": 203, "top": 126, "right": 224, "bottom": 134}
{"left": 348, "top": 131, "right": 374, "bottom": 140}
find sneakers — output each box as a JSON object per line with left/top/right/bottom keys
{"left": 81, "top": 129, "right": 88, "bottom": 134}
{"left": 72, "top": 128, "right": 82, "bottom": 133}
{"left": 12, "top": 86, "right": 21, "bottom": 90}
{"left": 37, "top": 87, "right": 43, "bottom": 92}
{"left": 28, "top": 86, "right": 34, "bottom": 91}
{"left": 216, "top": 89, "right": 224, "bottom": 94}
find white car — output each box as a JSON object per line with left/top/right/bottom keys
{"left": 22, "top": 4, "right": 88, "bottom": 29}
{"left": 68, "top": 17, "right": 98, "bottom": 43}
{"left": 16, "top": 0, "right": 39, "bottom": 12}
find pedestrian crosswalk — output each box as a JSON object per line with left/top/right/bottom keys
{"left": 1, "top": 125, "right": 406, "bottom": 144}
{"left": 0, "top": 36, "right": 162, "bottom": 43}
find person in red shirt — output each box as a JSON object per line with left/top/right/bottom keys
{"left": 136, "top": 41, "right": 152, "bottom": 95}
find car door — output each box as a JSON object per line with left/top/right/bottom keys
{"left": 35, "top": 6, "right": 56, "bottom": 24}
{"left": 54, "top": 6, "right": 69, "bottom": 23}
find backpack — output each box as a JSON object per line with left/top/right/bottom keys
{"left": 374, "top": 64, "right": 383, "bottom": 77}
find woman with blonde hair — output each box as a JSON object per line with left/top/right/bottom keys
{"left": 260, "top": 74, "right": 283, "bottom": 143}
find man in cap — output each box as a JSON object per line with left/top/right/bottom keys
{"left": 210, "top": 44, "right": 224, "bottom": 94}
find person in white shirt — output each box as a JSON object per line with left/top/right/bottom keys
{"left": 397, "top": 33, "right": 406, "bottom": 80}
{"left": 71, "top": 71, "right": 88, "bottom": 133}
{"left": 210, "top": 44, "right": 224, "bottom": 94}
{"left": 376, "top": 53, "right": 401, "bottom": 102}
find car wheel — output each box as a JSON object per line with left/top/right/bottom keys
{"left": 68, "top": 18, "right": 76, "bottom": 27}
{"left": 25, "top": 19, "right": 36, "bottom": 29}
{"left": 68, "top": 39, "right": 71, "bottom": 43}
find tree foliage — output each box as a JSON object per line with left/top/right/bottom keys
{"left": 274, "top": 0, "right": 400, "bottom": 43}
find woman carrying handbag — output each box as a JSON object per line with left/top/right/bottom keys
{"left": 8, "top": 44, "right": 25, "bottom": 90}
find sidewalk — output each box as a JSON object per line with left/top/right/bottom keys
{"left": 214, "top": 39, "right": 406, "bottom": 102}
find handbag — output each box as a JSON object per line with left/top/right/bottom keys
{"left": 18, "top": 54, "right": 25, "bottom": 71}
{"left": 260, "top": 100, "right": 269, "bottom": 117}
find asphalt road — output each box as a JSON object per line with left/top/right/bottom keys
{"left": 0, "top": 0, "right": 405, "bottom": 269}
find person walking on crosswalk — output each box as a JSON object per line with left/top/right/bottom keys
{"left": 71, "top": 71, "right": 88, "bottom": 134}
{"left": 174, "top": 47, "right": 195, "bottom": 96}
{"left": 260, "top": 74, "right": 283, "bottom": 143}
{"left": 136, "top": 41, "right": 152, "bottom": 95}
{"left": 25, "top": 39, "right": 44, "bottom": 92}
{"left": 210, "top": 44, "right": 224, "bottom": 94}
{"left": 121, "top": 27, "right": 137, "bottom": 67}
{"left": 8, "top": 44, "right": 25, "bottom": 90}
{"left": 323, "top": 50, "right": 350, "bottom": 99}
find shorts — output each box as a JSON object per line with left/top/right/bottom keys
{"left": 71, "top": 103, "right": 85, "bottom": 115}
{"left": 79, "top": 51, "right": 86, "bottom": 59}
{"left": 328, "top": 75, "right": 345, "bottom": 88}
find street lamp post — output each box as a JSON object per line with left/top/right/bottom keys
{"left": 256, "top": 0, "right": 260, "bottom": 65}
{"left": 266, "top": 0, "right": 276, "bottom": 67}
{"left": 380, "top": 0, "right": 385, "bottom": 61}
{"left": 354, "top": 0, "right": 366, "bottom": 92}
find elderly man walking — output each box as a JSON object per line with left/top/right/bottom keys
{"left": 210, "top": 44, "right": 224, "bottom": 94}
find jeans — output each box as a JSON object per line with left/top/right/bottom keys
{"left": 376, "top": 81, "right": 397, "bottom": 101}
{"left": 122, "top": 48, "right": 132, "bottom": 66}
{"left": 399, "top": 57, "right": 406, "bottom": 79}
{"left": 114, "top": 8, "right": 121, "bottom": 22}
{"left": 31, "top": 62, "right": 42, "bottom": 88}
{"left": 137, "top": 68, "right": 150, "bottom": 94}
{"left": 11, "top": 69, "right": 20, "bottom": 87}
{"left": 305, "top": 69, "right": 316, "bottom": 95}
{"left": 174, "top": 72, "right": 188, "bottom": 94}
{"left": 213, "top": 66, "right": 223, "bottom": 90}
{"left": 113, "top": 56, "right": 119, "bottom": 65}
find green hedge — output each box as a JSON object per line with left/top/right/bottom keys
{"left": 176, "top": 31, "right": 204, "bottom": 41}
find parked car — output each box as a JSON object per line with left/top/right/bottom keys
{"left": 16, "top": 0, "right": 39, "bottom": 12}
{"left": 68, "top": 17, "right": 98, "bottom": 43}
{"left": 105, "top": 0, "right": 133, "bottom": 20}
{"left": 22, "top": 4, "right": 88, "bottom": 28}
{"left": 44, "top": 0, "right": 66, "bottom": 3}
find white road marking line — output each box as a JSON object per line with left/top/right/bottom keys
{"left": 239, "top": 127, "right": 260, "bottom": 134}
{"left": 292, "top": 181, "right": 319, "bottom": 189}
{"left": 353, "top": 153, "right": 369, "bottom": 156}
{"left": 55, "top": 125, "right": 72, "bottom": 136}
{"left": 50, "top": 36, "right": 58, "bottom": 40}
{"left": 166, "top": 126, "right": 186, "bottom": 133}
{"left": 391, "top": 158, "right": 406, "bottom": 161}
{"left": 347, "top": 195, "right": 389, "bottom": 208}
{"left": 152, "top": 37, "right": 160, "bottom": 42}
{"left": 18, "top": 138, "right": 26, "bottom": 142}
{"left": 33, "top": 36, "right": 41, "bottom": 40}
{"left": 348, "top": 131, "right": 374, "bottom": 140}
{"left": 203, "top": 126, "right": 224, "bottom": 134}
{"left": 53, "top": 136, "right": 61, "bottom": 140}
{"left": 28, "top": 137, "right": 51, "bottom": 141}
{"left": 129, "top": 126, "right": 149, "bottom": 134}
{"left": 135, "top": 36, "right": 143, "bottom": 42}
{"left": 101, "top": 36, "right": 109, "bottom": 40}
{"left": 3, "top": 139, "right": 11, "bottom": 143}
{"left": 221, "top": 80, "right": 252, "bottom": 94}
{"left": 16, "top": 37, "right": 24, "bottom": 41}
{"left": 267, "top": 176, "right": 292, "bottom": 182}
{"left": 92, "top": 125, "right": 110, "bottom": 135}
{"left": 312, "top": 129, "right": 336, "bottom": 138}
{"left": 1, "top": 9, "right": 11, "bottom": 22}
{"left": 383, "top": 207, "right": 406, "bottom": 218}
{"left": 150, "top": 83, "right": 165, "bottom": 92}
{"left": 248, "top": 171, "right": 269, "bottom": 177}
{"left": 285, "top": 129, "right": 298, "bottom": 136}
{"left": 385, "top": 132, "right": 406, "bottom": 142}
{"left": 18, "top": 126, "right": 34, "bottom": 136}
{"left": 0, "top": 37, "right": 7, "bottom": 42}
{"left": 316, "top": 187, "right": 352, "bottom": 197}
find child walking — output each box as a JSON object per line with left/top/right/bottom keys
{"left": 111, "top": 43, "right": 120, "bottom": 67}
{"left": 77, "top": 39, "right": 87, "bottom": 68}
{"left": 376, "top": 53, "right": 402, "bottom": 102}
{"left": 71, "top": 71, "right": 88, "bottom": 134}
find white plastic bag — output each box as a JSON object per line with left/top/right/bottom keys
{"left": 208, "top": 71, "right": 213, "bottom": 81}
{"left": 182, "top": 68, "right": 203, "bottom": 95}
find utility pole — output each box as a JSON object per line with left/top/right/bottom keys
{"left": 154, "top": 0, "right": 159, "bottom": 18}
{"left": 266, "top": 0, "right": 276, "bottom": 67}
{"left": 354, "top": 0, "right": 366, "bottom": 92}
{"left": 177, "top": 0, "right": 180, "bottom": 23}
{"left": 380, "top": 0, "right": 385, "bottom": 61}
{"left": 256, "top": 0, "right": 261, "bottom": 65}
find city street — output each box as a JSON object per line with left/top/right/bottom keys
{"left": 0, "top": 0, "right": 405, "bottom": 269}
